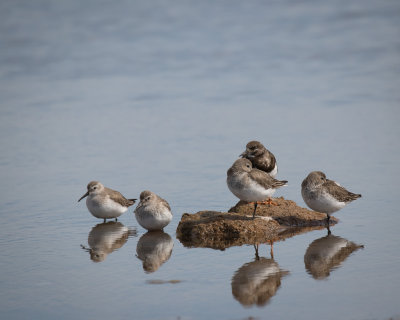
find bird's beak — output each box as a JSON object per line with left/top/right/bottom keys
{"left": 78, "top": 191, "right": 89, "bottom": 202}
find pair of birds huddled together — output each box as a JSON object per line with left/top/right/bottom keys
{"left": 78, "top": 186, "right": 172, "bottom": 231}
{"left": 78, "top": 140, "right": 361, "bottom": 229}
{"left": 227, "top": 140, "right": 361, "bottom": 222}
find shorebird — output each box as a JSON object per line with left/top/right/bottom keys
{"left": 240, "top": 140, "right": 278, "bottom": 177}
{"left": 227, "top": 158, "right": 287, "bottom": 218}
{"left": 78, "top": 181, "right": 136, "bottom": 222}
{"left": 134, "top": 190, "right": 172, "bottom": 231}
{"left": 301, "top": 171, "right": 361, "bottom": 224}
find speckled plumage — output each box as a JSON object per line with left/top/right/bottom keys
{"left": 240, "top": 141, "right": 278, "bottom": 177}
{"left": 78, "top": 181, "right": 136, "bottom": 221}
{"left": 227, "top": 158, "right": 287, "bottom": 218}
{"left": 134, "top": 190, "right": 172, "bottom": 231}
{"left": 301, "top": 171, "right": 361, "bottom": 218}
{"left": 227, "top": 158, "right": 287, "bottom": 201}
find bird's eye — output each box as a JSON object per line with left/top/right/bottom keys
{"left": 246, "top": 164, "right": 250, "bottom": 168}
{"left": 93, "top": 186, "right": 97, "bottom": 189}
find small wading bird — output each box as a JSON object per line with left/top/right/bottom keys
{"left": 301, "top": 171, "right": 361, "bottom": 225}
{"left": 134, "top": 190, "right": 173, "bottom": 231}
{"left": 240, "top": 140, "right": 278, "bottom": 178}
{"left": 78, "top": 181, "right": 136, "bottom": 222}
{"left": 227, "top": 158, "right": 287, "bottom": 219}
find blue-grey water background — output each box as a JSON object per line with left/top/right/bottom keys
{"left": 0, "top": 1, "right": 399, "bottom": 319}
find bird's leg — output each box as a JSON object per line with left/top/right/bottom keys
{"left": 252, "top": 202, "right": 258, "bottom": 219}
{"left": 268, "top": 240, "right": 274, "bottom": 259}
{"left": 254, "top": 244, "right": 260, "bottom": 260}
{"left": 103, "top": 218, "right": 106, "bottom": 223}
{"left": 326, "top": 214, "right": 332, "bottom": 235}
{"left": 115, "top": 218, "right": 118, "bottom": 222}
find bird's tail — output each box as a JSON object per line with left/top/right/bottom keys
{"left": 273, "top": 180, "right": 288, "bottom": 188}
{"left": 349, "top": 192, "right": 362, "bottom": 200}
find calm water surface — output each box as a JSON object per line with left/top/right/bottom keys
{"left": 1, "top": 1, "right": 399, "bottom": 319}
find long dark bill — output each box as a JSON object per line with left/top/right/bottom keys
{"left": 78, "top": 191, "right": 89, "bottom": 202}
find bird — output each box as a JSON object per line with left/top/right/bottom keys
{"left": 301, "top": 171, "right": 361, "bottom": 224}
{"left": 78, "top": 181, "right": 136, "bottom": 222}
{"left": 227, "top": 158, "right": 288, "bottom": 218}
{"left": 240, "top": 140, "right": 278, "bottom": 177}
{"left": 134, "top": 190, "right": 173, "bottom": 231}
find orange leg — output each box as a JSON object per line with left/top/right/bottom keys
{"left": 258, "top": 198, "right": 278, "bottom": 206}
{"left": 268, "top": 240, "right": 274, "bottom": 259}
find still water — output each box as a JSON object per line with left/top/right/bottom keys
{"left": 0, "top": 0, "right": 399, "bottom": 319}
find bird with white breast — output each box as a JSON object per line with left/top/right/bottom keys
{"left": 134, "top": 190, "right": 172, "bottom": 231}
{"left": 78, "top": 181, "right": 136, "bottom": 222}
{"left": 301, "top": 171, "right": 361, "bottom": 224}
{"left": 227, "top": 158, "right": 287, "bottom": 218}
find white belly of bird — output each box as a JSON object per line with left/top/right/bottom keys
{"left": 228, "top": 176, "right": 276, "bottom": 202}
{"left": 303, "top": 191, "right": 346, "bottom": 214}
{"left": 87, "top": 196, "right": 128, "bottom": 219}
{"left": 135, "top": 206, "right": 172, "bottom": 231}
{"left": 269, "top": 164, "right": 278, "bottom": 178}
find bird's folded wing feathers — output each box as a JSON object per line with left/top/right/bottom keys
{"left": 107, "top": 188, "right": 136, "bottom": 207}
{"left": 249, "top": 168, "right": 287, "bottom": 189}
{"left": 324, "top": 180, "right": 361, "bottom": 202}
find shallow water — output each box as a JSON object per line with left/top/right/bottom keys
{"left": 0, "top": 0, "right": 399, "bottom": 319}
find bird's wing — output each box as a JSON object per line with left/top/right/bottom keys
{"left": 249, "top": 168, "right": 287, "bottom": 190}
{"left": 324, "top": 180, "right": 361, "bottom": 203}
{"left": 256, "top": 150, "right": 277, "bottom": 173}
{"left": 158, "top": 196, "right": 171, "bottom": 211}
{"left": 107, "top": 188, "right": 136, "bottom": 207}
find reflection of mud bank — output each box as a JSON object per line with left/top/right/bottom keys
{"left": 176, "top": 197, "right": 337, "bottom": 249}
{"left": 177, "top": 211, "right": 280, "bottom": 249}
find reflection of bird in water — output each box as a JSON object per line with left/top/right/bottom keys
{"left": 304, "top": 232, "right": 364, "bottom": 280}
{"left": 254, "top": 240, "right": 275, "bottom": 259}
{"left": 136, "top": 231, "right": 174, "bottom": 273}
{"left": 231, "top": 245, "right": 289, "bottom": 307}
{"left": 81, "top": 222, "right": 135, "bottom": 262}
